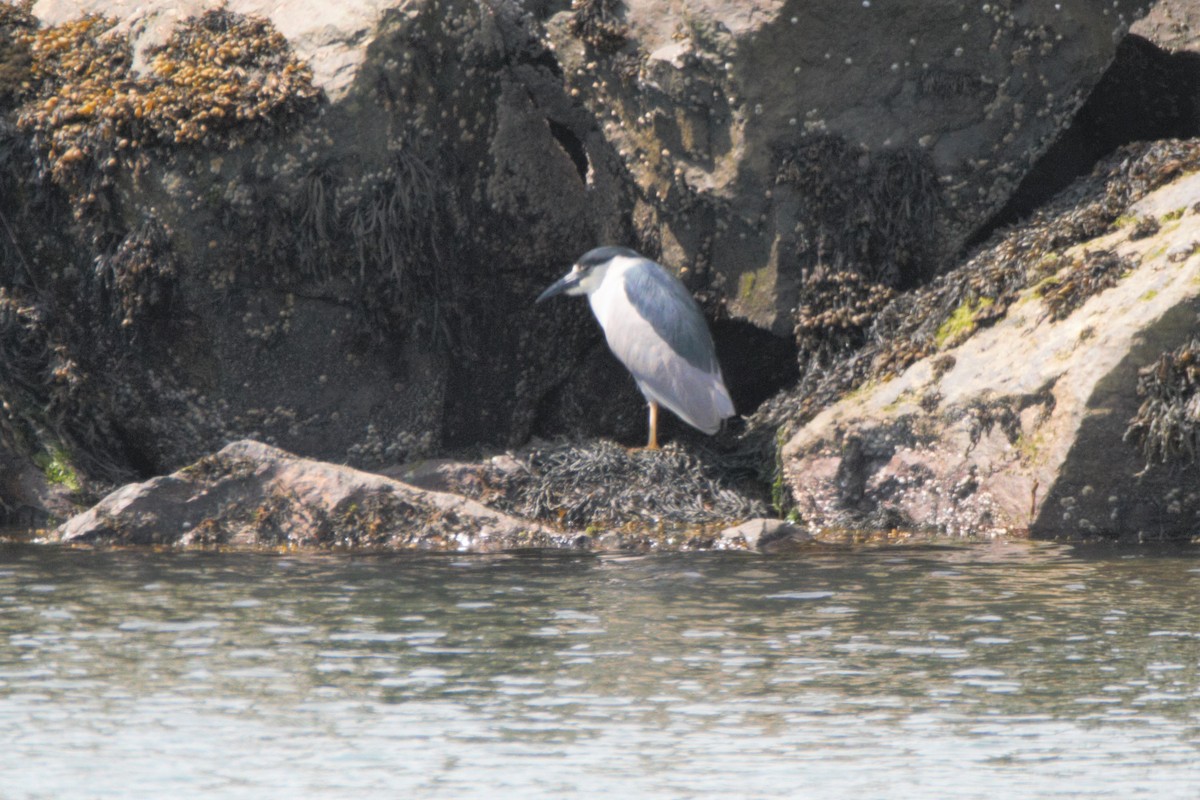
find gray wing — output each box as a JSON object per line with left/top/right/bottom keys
{"left": 605, "top": 259, "right": 734, "bottom": 433}
{"left": 622, "top": 259, "right": 718, "bottom": 374}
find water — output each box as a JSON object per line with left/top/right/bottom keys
{"left": 3, "top": 541, "right": 1200, "bottom": 799}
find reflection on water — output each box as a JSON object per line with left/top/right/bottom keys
{"left": 3, "top": 541, "right": 1200, "bottom": 798}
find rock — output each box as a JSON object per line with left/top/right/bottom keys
{"left": 719, "top": 517, "right": 812, "bottom": 551}
{"left": 55, "top": 439, "right": 775, "bottom": 551}
{"left": 0, "top": 0, "right": 1175, "bottom": 526}
{"left": 782, "top": 163, "right": 1200, "bottom": 542}
{"left": 0, "top": 445, "right": 81, "bottom": 527}
{"left": 547, "top": 0, "right": 1151, "bottom": 334}
{"left": 56, "top": 440, "right": 563, "bottom": 549}
{"left": 2, "top": 1, "right": 1155, "bottom": 487}
{"left": 1132, "top": 0, "right": 1200, "bottom": 53}
{"left": 5, "top": 0, "right": 620, "bottom": 483}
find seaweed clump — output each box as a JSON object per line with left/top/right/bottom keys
{"left": 94, "top": 213, "right": 178, "bottom": 329}
{"left": 569, "top": 0, "right": 628, "bottom": 54}
{"left": 1035, "top": 248, "right": 1133, "bottom": 322}
{"left": 777, "top": 135, "right": 944, "bottom": 290}
{"left": 451, "top": 441, "right": 768, "bottom": 533}
{"left": 793, "top": 268, "right": 895, "bottom": 374}
{"left": 0, "top": 1, "right": 34, "bottom": 105}
{"left": 1125, "top": 338, "right": 1200, "bottom": 467}
{"left": 16, "top": 9, "right": 320, "bottom": 191}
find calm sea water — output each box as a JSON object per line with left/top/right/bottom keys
{"left": 3, "top": 540, "right": 1200, "bottom": 799}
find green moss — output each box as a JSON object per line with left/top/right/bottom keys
{"left": 738, "top": 271, "right": 756, "bottom": 300}
{"left": 1147, "top": 242, "right": 1170, "bottom": 262}
{"left": 770, "top": 426, "right": 792, "bottom": 518}
{"left": 1140, "top": 289, "right": 1159, "bottom": 302}
{"left": 1163, "top": 207, "right": 1186, "bottom": 222}
{"left": 1014, "top": 431, "right": 1045, "bottom": 464}
{"left": 934, "top": 296, "right": 994, "bottom": 349}
{"left": 34, "top": 447, "right": 80, "bottom": 492}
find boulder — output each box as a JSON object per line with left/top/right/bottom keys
{"left": 0, "top": 444, "right": 82, "bottom": 526}
{"left": 3, "top": 2, "right": 1153, "bottom": 480}
{"left": 546, "top": 0, "right": 1152, "bottom": 333}
{"left": 718, "top": 517, "right": 813, "bottom": 551}
{"left": 5, "top": 0, "right": 621, "bottom": 485}
{"left": 56, "top": 439, "right": 563, "bottom": 549}
{"left": 0, "top": 0, "right": 1172, "bottom": 528}
{"left": 1133, "top": 0, "right": 1200, "bottom": 53}
{"left": 55, "top": 439, "right": 779, "bottom": 550}
{"left": 782, "top": 160, "right": 1200, "bottom": 541}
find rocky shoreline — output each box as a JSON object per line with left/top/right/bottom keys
{"left": 4, "top": 1, "right": 1200, "bottom": 547}
{"left": 46, "top": 439, "right": 819, "bottom": 552}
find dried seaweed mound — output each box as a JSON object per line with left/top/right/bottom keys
{"left": 1125, "top": 338, "right": 1200, "bottom": 467}
{"left": 488, "top": 440, "right": 768, "bottom": 530}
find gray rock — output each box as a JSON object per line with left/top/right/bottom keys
{"left": 0, "top": 0, "right": 1162, "bottom": 524}
{"left": 547, "top": 0, "right": 1150, "bottom": 333}
{"left": 1132, "top": 0, "right": 1200, "bottom": 52}
{"left": 10, "top": 0, "right": 618, "bottom": 480}
{"left": 0, "top": 446, "right": 82, "bottom": 527}
{"left": 719, "top": 517, "right": 812, "bottom": 551}
{"left": 782, "top": 168, "right": 1200, "bottom": 541}
{"left": 56, "top": 440, "right": 562, "bottom": 549}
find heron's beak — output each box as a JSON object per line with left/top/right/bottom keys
{"left": 536, "top": 270, "right": 582, "bottom": 303}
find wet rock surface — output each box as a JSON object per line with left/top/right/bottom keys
{"left": 782, "top": 161, "right": 1200, "bottom": 542}
{"left": 54, "top": 439, "right": 768, "bottom": 551}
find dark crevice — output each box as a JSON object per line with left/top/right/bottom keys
{"left": 526, "top": 48, "right": 564, "bottom": 78}
{"left": 547, "top": 118, "right": 589, "bottom": 184}
{"left": 712, "top": 318, "right": 800, "bottom": 417}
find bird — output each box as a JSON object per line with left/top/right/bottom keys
{"left": 536, "top": 246, "right": 735, "bottom": 450}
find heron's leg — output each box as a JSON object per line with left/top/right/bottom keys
{"left": 646, "top": 401, "right": 660, "bottom": 450}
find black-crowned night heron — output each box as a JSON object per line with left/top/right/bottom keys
{"left": 537, "top": 246, "right": 735, "bottom": 449}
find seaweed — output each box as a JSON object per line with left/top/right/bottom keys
{"left": 756, "top": 139, "right": 1200, "bottom": 435}
{"left": 776, "top": 135, "right": 944, "bottom": 290}
{"left": 1036, "top": 248, "right": 1133, "bottom": 322}
{"left": 1125, "top": 338, "right": 1200, "bottom": 468}
{"left": 453, "top": 440, "right": 768, "bottom": 531}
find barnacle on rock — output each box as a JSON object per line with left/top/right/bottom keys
{"left": 568, "top": 0, "right": 628, "bottom": 54}
{"left": 1125, "top": 338, "right": 1200, "bottom": 467}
